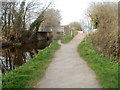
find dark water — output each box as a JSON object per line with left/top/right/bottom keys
{"left": 0, "top": 40, "right": 52, "bottom": 73}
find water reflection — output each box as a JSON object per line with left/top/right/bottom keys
{"left": 0, "top": 40, "right": 52, "bottom": 73}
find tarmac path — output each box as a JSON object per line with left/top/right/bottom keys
{"left": 35, "top": 31, "right": 100, "bottom": 88}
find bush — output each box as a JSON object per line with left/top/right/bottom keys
{"left": 88, "top": 2, "right": 119, "bottom": 61}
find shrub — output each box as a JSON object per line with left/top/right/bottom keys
{"left": 88, "top": 2, "right": 119, "bottom": 61}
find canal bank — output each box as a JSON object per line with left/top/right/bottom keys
{"left": 2, "top": 41, "right": 60, "bottom": 88}
{"left": 1, "top": 40, "right": 52, "bottom": 73}
{"left": 2, "top": 30, "right": 77, "bottom": 88}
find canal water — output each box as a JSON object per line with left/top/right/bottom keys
{"left": 0, "top": 40, "right": 52, "bottom": 74}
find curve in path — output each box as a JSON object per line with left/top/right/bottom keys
{"left": 35, "top": 31, "right": 100, "bottom": 88}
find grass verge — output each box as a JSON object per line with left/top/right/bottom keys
{"left": 61, "top": 30, "right": 78, "bottom": 44}
{"left": 2, "top": 41, "right": 60, "bottom": 88}
{"left": 77, "top": 36, "right": 118, "bottom": 88}
{"left": 0, "top": 73, "right": 2, "bottom": 89}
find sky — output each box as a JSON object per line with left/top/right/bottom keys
{"left": 54, "top": 0, "right": 90, "bottom": 25}
{"left": 1, "top": 0, "right": 119, "bottom": 25}
{"left": 53, "top": 0, "right": 119, "bottom": 25}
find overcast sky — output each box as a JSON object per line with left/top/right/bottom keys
{"left": 1, "top": 0, "right": 119, "bottom": 25}
{"left": 53, "top": 0, "right": 119, "bottom": 25}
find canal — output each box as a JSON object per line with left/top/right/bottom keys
{"left": 0, "top": 40, "right": 52, "bottom": 74}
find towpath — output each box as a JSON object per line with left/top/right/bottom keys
{"left": 35, "top": 31, "right": 100, "bottom": 88}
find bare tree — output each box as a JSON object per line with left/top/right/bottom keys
{"left": 1, "top": 0, "right": 53, "bottom": 43}
{"left": 29, "top": 1, "right": 53, "bottom": 32}
{"left": 40, "top": 9, "right": 61, "bottom": 31}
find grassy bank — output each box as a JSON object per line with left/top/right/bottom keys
{"left": 2, "top": 41, "right": 60, "bottom": 88}
{"left": 78, "top": 36, "right": 118, "bottom": 88}
{"left": 61, "top": 30, "right": 78, "bottom": 44}
{"left": 0, "top": 74, "right": 2, "bottom": 89}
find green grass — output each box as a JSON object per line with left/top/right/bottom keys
{"left": 0, "top": 73, "right": 2, "bottom": 89}
{"left": 61, "top": 30, "right": 78, "bottom": 44}
{"left": 78, "top": 36, "right": 118, "bottom": 88}
{"left": 2, "top": 41, "right": 60, "bottom": 88}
